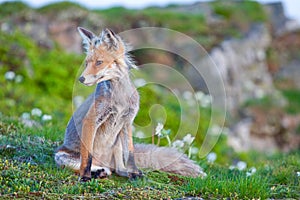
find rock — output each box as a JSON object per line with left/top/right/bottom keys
{"left": 0, "top": 6, "right": 104, "bottom": 53}
{"left": 187, "top": 24, "right": 277, "bottom": 114}
{"left": 227, "top": 118, "right": 253, "bottom": 152}
{"left": 264, "top": 2, "right": 288, "bottom": 35}
{"left": 228, "top": 107, "right": 300, "bottom": 153}
{"left": 276, "top": 60, "right": 300, "bottom": 89}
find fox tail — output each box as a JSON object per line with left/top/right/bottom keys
{"left": 54, "top": 144, "right": 206, "bottom": 178}
{"left": 134, "top": 144, "right": 206, "bottom": 178}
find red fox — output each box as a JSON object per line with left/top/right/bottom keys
{"left": 54, "top": 27, "right": 204, "bottom": 181}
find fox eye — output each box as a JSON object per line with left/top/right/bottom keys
{"left": 96, "top": 60, "right": 103, "bottom": 66}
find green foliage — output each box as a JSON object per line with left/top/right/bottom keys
{"left": 243, "top": 88, "right": 300, "bottom": 115}
{"left": 0, "top": 2, "right": 299, "bottom": 198}
{"left": 211, "top": 0, "right": 267, "bottom": 39}
{"left": 243, "top": 95, "right": 275, "bottom": 108}
{"left": 0, "top": 1, "right": 30, "bottom": 18}
{"left": 239, "top": 0, "right": 267, "bottom": 22}
{"left": 184, "top": 165, "right": 269, "bottom": 199}
{"left": 96, "top": 1, "right": 268, "bottom": 50}
{"left": 212, "top": 0, "right": 267, "bottom": 22}
{"left": 259, "top": 152, "right": 300, "bottom": 198}
{"left": 37, "top": 1, "right": 87, "bottom": 13}
{"left": 281, "top": 89, "right": 300, "bottom": 114}
{"left": 94, "top": 7, "right": 138, "bottom": 31}
{"left": 0, "top": 31, "right": 84, "bottom": 127}
{"left": 133, "top": 84, "right": 220, "bottom": 159}
{"left": 141, "top": 8, "right": 207, "bottom": 34}
{"left": 97, "top": 6, "right": 207, "bottom": 35}
{"left": 0, "top": 119, "right": 299, "bottom": 198}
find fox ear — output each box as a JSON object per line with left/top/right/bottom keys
{"left": 101, "top": 28, "right": 119, "bottom": 49}
{"left": 77, "top": 27, "right": 95, "bottom": 52}
{"left": 77, "top": 27, "right": 95, "bottom": 42}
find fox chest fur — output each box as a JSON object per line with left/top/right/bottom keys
{"left": 92, "top": 77, "right": 139, "bottom": 160}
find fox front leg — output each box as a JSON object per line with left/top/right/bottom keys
{"left": 80, "top": 104, "right": 111, "bottom": 182}
{"left": 80, "top": 110, "right": 97, "bottom": 182}
{"left": 113, "top": 133, "right": 129, "bottom": 177}
{"left": 122, "top": 125, "right": 143, "bottom": 179}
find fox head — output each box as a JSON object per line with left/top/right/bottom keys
{"left": 77, "top": 27, "right": 134, "bottom": 86}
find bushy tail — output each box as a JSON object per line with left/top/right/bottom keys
{"left": 54, "top": 144, "right": 206, "bottom": 178}
{"left": 54, "top": 150, "right": 81, "bottom": 171}
{"left": 134, "top": 144, "right": 206, "bottom": 178}
{"left": 54, "top": 147, "right": 112, "bottom": 175}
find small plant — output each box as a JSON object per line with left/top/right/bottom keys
{"left": 153, "top": 122, "right": 172, "bottom": 146}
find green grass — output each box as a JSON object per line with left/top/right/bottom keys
{"left": 281, "top": 89, "right": 300, "bottom": 114}
{"left": 0, "top": 118, "right": 299, "bottom": 199}
{"left": 183, "top": 166, "right": 270, "bottom": 199}
{"left": 0, "top": 1, "right": 298, "bottom": 198}
{"left": 212, "top": 0, "right": 267, "bottom": 22}
{"left": 0, "top": 31, "right": 84, "bottom": 128}
{"left": 242, "top": 88, "right": 300, "bottom": 116}
{"left": 0, "top": 1, "right": 31, "bottom": 18}
{"left": 37, "top": 1, "right": 87, "bottom": 14}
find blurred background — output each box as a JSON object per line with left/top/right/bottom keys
{"left": 0, "top": 0, "right": 300, "bottom": 164}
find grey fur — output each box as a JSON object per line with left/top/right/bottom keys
{"left": 54, "top": 27, "right": 205, "bottom": 178}
{"left": 134, "top": 144, "right": 204, "bottom": 177}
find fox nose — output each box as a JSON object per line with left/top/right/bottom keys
{"left": 78, "top": 76, "right": 85, "bottom": 83}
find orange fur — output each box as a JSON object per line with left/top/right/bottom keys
{"left": 54, "top": 27, "right": 204, "bottom": 181}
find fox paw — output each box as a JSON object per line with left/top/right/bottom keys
{"left": 128, "top": 169, "right": 143, "bottom": 180}
{"left": 91, "top": 168, "right": 108, "bottom": 179}
{"left": 116, "top": 169, "right": 129, "bottom": 177}
{"left": 80, "top": 176, "right": 91, "bottom": 182}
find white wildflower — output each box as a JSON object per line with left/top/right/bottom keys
{"left": 244, "top": 80, "right": 255, "bottom": 91}
{"left": 187, "top": 99, "right": 196, "bottom": 107}
{"left": 182, "top": 91, "right": 193, "bottom": 100}
{"left": 229, "top": 165, "right": 235, "bottom": 170}
{"left": 256, "top": 50, "right": 266, "bottom": 61}
{"left": 249, "top": 166, "right": 256, "bottom": 173}
{"left": 1, "top": 23, "right": 9, "bottom": 32}
{"left": 73, "top": 95, "right": 84, "bottom": 109}
{"left": 31, "top": 108, "right": 42, "bottom": 117}
{"left": 210, "top": 124, "right": 222, "bottom": 135}
{"left": 195, "top": 91, "right": 205, "bottom": 101}
{"left": 135, "top": 131, "right": 145, "bottom": 138}
{"left": 237, "top": 161, "right": 247, "bottom": 171}
{"left": 155, "top": 122, "right": 164, "bottom": 137}
{"left": 172, "top": 140, "right": 184, "bottom": 149}
{"left": 5, "top": 71, "right": 15, "bottom": 81}
{"left": 222, "top": 127, "right": 230, "bottom": 135}
{"left": 134, "top": 78, "right": 146, "bottom": 87}
{"left": 42, "top": 114, "right": 52, "bottom": 121}
{"left": 15, "top": 75, "right": 23, "bottom": 83}
{"left": 207, "top": 152, "right": 217, "bottom": 163}
{"left": 199, "top": 171, "right": 207, "bottom": 178}
{"left": 271, "top": 186, "right": 276, "bottom": 191}
{"left": 21, "top": 112, "right": 30, "bottom": 120}
{"left": 183, "top": 133, "right": 195, "bottom": 145}
{"left": 200, "top": 94, "right": 212, "bottom": 108}
{"left": 246, "top": 167, "right": 257, "bottom": 177}
{"left": 190, "top": 147, "right": 199, "bottom": 155}
{"left": 255, "top": 89, "right": 265, "bottom": 99}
